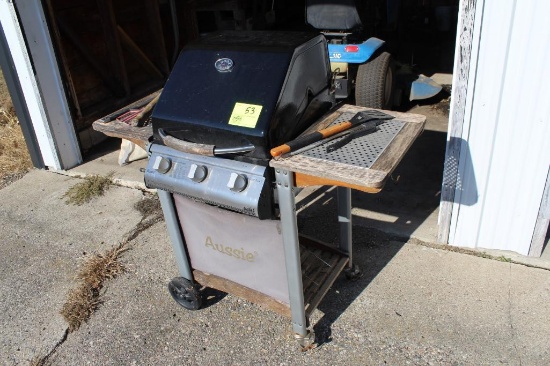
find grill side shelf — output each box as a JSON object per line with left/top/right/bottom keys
{"left": 270, "top": 104, "right": 426, "bottom": 191}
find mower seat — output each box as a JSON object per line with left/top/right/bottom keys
{"left": 306, "top": 0, "right": 362, "bottom": 31}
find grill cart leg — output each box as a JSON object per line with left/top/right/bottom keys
{"left": 158, "top": 190, "right": 194, "bottom": 281}
{"left": 337, "top": 187, "right": 362, "bottom": 280}
{"left": 158, "top": 190, "right": 204, "bottom": 310}
{"left": 275, "top": 169, "right": 315, "bottom": 349}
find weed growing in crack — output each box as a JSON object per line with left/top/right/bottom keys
{"left": 60, "top": 243, "right": 127, "bottom": 332}
{"left": 76, "top": 243, "right": 127, "bottom": 289}
{"left": 60, "top": 195, "right": 164, "bottom": 332}
{"left": 63, "top": 173, "right": 114, "bottom": 205}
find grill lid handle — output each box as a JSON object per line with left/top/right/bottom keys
{"left": 159, "top": 128, "right": 215, "bottom": 156}
{"left": 158, "top": 129, "right": 255, "bottom": 156}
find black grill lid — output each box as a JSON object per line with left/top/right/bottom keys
{"left": 151, "top": 31, "right": 333, "bottom": 160}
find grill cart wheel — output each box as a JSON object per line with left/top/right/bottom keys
{"left": 344, "top": 264, "right": 363, "bottom": 280}
{"left": 355, "top": 51, "right": 395, "bottom": 109}
{"left": 168, "top": 277, "right": 202, "bottom": 310}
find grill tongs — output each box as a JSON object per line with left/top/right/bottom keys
{"left": 158, "top": 128, "right": 255, "bottom": 156}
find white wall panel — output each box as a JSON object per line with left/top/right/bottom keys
{"left": 451, "top": 0, "right": 550, "bottom": 255}
{"left": 0, "top": 0, "right": 59, "bottom": 168}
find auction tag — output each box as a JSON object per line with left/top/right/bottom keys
{"left": 228, "top": 102, "right": 263, "bottom": 128}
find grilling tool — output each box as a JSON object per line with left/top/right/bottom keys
{"left": 270, "top": 110, "right": 394, "bottom": 157}
{"left": 326, "top": 120, "right": 378, "bottom": 153}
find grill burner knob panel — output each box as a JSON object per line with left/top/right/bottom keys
{"left": 153, "top": 156, "right": 172, "bottom": 174}
{"left": 145, "top": 144, "right": 270, "bottom": 218}
{"left": 188, "top": 164, "right": 208, "bottom": 183}
{"left": 228, "top": 173, "right": 248, "bottom": 192}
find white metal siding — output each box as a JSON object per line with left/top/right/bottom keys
{"left": 15, "top": 0, "right": 82, "bottom": 169}
{"left": 449, "top": 0, "right": 550, "bottom": 255}
{"left": 0, "top": 0, "right": 59, "bottom": 168}
{"left": 0, "top": 0, "right": 82, "bottom": 170}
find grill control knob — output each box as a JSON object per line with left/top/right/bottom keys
{"left": 153, "top": 156, "right": 171, "bottom": 174}
{"left": 228, "top": 173, "right": 248, "bottom": 192}
{"left": 188, "top": 164, "right": 208, "bottom": 183}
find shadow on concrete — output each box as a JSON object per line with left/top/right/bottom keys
{"left": 297, "top": 204, "right": 402, "bottom": 345}
{"left": 294, "top": 131, "right": 478, "bottom": 344}
{"left": 201, "top": 287, "right": 228, "bottom": 308}
{"left": 298, "top": 128, "right": 447, "bottom": 244}
{"left": 81, "top": 137, "right": 124, "bottom": 162}
{"left": 313, "top": 229, "right": 403, "bottom": 345}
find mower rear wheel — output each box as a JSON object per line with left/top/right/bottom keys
{"left": 168, "top": 277, "right": 202, "bottom": 311}
{"left": 355, "top": 51, "right": 395, "bottom": 109}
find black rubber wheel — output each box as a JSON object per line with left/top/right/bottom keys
{"left": 355, "top": 51, "right": 395, "bottom": 109}
{"left": 168, "top": 277, "right": 202, "bottom": 310}
{"left": 344, "top": 264, "right": 363, "bottom": 281}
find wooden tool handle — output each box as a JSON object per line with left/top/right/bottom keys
{"left": 270, "top": 121, "right": 353, "bottom": 157}
{"left": 159, "top": 129, "right": 215, "bottom": 156}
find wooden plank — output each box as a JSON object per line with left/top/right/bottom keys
{"left": 117, "top": 25, "right": 164, "bottom": 79}
{"left": 97, "top": 0, "right": 130, "bottom": 96}
{"left": 271, "top": 154, "right": 388, "bottom": 190}
{"left": 302, "top": 253, "right": 338, "bottom": 304}
{"left": 193, "top": 270, "right": 291, "bottom": 318}
{"left": 92, "top": 121, "right": 152, "bottom": 149}
{"left": 144, "top": 0, "right": 169, "bottom": 76}
{"left": 305, "top": 257, "right": 348, "bottom": 317}
{"left": 295, "top": 172, "right": 382, "bottom": 193}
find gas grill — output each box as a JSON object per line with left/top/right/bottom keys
{"left": 142, "top": 30, "right": 425, "bottom": 349}
{"left": 144, "top": 31, "right": 335, "bottom": 313}
{"left": 82, "top": 19, "right": 427, "bottom": 349}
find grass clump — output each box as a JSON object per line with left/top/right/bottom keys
{"left": 63, "top": 173, "right": 113, "bottom": 205}
{"left": 60, "top": 243, "right": 128, "bottom": 332}
{"left": 0, "top": 108, "right": 33, "bottom": 182}
{"left": 60, "top": 284, "right": 101, "bottom": 333}
{"left": 76, "top": 243, "right": 127, "bottom": 290}
{"left": 1, "top": 71, "right": 33, "bottom": 184}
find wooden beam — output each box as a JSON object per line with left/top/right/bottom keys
{"left": 43, "top": 0, "right": 82, "bottom": 119}
{"left": 193, "top": 270, "right": 291, "bottom": 318}
{"left": 144, "top": 0, "right": 169, "bottom": 75}
{"left": 117, "top": 25, "right": 164, "bottom": 79}
{"left": 96, "top": 0, "right": 130, "bottom": 96}
{"left": 56, "top": 16, "right": 126, "bottom": 96}
{"left": 295, "top": 172, "right": 382, "bottom": 193}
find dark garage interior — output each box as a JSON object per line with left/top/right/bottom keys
{"left": 40, "top": 0, "right": 458, "bottom": 154}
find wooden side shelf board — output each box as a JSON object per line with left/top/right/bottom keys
{"left": 270, "top": 104, "right": 426, "bottom": 191}
{"left": 92, "top": 90, "right": 161, "bottom": 149}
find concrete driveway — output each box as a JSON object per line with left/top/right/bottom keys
{"left": 1, "top": 168, "right": 549, "bottom": 365}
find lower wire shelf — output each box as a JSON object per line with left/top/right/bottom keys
{"left": 193, "top": 235, "right": 349, "bottom": 318}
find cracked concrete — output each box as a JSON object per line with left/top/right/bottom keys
{"left": 0, "top": 170, "right": 144, "bottom": 364}
{"left": 1, "top": 169, "right": 550, "bottom": 364}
